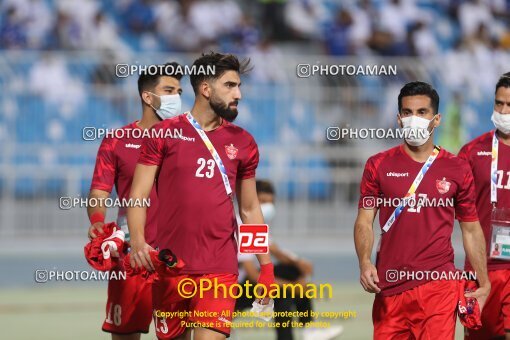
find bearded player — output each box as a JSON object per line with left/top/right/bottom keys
{"left": 128, "top": 52, "right": 275, "bottom": 340}
{"left": 458, "top": 73, "right": 510, "bottom": 340}
{"left": 354, "top": 81, "right": 490, "bottom": 339}
{"left": 87, "top": 62, "right": 183, "bottom": 339}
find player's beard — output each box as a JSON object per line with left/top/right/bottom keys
{"left": 210, "top": 92, "right": 238, "bottom": 122}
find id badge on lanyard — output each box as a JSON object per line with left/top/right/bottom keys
{"left": 489, "top": 131, "right": 510, "bottom": 260}
{"left": 489, "top": 207, "right": 510, "bottom": 260}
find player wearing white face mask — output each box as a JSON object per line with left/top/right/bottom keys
{"left": 146, "top": 91, "right": 182, "bottom": 120}
{"left": 492, "top": 107, "right": 510, "bottom": 135}
{"left": 400, "top": 114, "right": 437, "bottom": 147}
{"left": 87, "top": 62, "right": 183, "bottom": 340}
{"left": 235, "top": 180, "right": 344, "bottom": 340}
{"left": 355, "top": 81, "right": 489, "bottom": 339}
{"left": 458, "top": 73, "right": 510, "bottom": 340}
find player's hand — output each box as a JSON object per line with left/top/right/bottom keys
{"left": 465, "top": 283, "right": 491, "bottom": 311}
{"left": 257, "top": 263, "right": 275, "bottom": 305}
{"left": 129, "top": 238, "right": 155, "bottom": 271}
{"left": 359, "top": 261, "right": 381, "bottom": 293}
{"left": 88, "top": 222, "right": 105, "bottom": 240}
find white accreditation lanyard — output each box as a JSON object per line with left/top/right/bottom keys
{"left": 491, "top": 131, "right": 499, "bottom": 205}
{"left": 382, "top": 145, "right": 441, "bottom": 233}
{"left": 186, "top": 112, "right": 233, "bottom": 198}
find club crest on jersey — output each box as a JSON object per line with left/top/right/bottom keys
{"left": 225, "top": 144, "right": 238, "bottom": 160}
{"left": 436, "top": 177, "right": 451, "bottom": 194}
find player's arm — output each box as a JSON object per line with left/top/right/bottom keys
{"left": 354, "top": 207, "right": 380, "bottom": 293}
{"left": 355, "top": 156, "right": 381, "bottom": 293}
{"left": 237, "top": 177, "right": 274, "bottom": 300}
{"left": 237, "top": 178, "right": 272, "bottom": 266}
{"left": 456, "top": 161, "right": 491, "bottom": 310}
{"left": 459, "top": 220, "right": 491, "bottom": 310}
{"left": 87, "top": 189, "right": 109, "bottom": 238}
{"left": 127, "top": 164, "right": 158, "bottom": 271}
{"left": 88, "top": 137, "right": 117, "bottom": 239}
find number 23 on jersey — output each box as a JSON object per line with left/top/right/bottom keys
{"left": 195, "top": 158, "right": 215, "bottom": 178}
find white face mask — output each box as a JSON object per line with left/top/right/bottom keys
{"left": 491, "top": 110, "right": 510, "bottom": 135}
{"left": 148, "top": 93, "right": 181, "bottom": 119}
{"left": 400, "top": 115, "right": 435, "bottom": 146}
{"left": 260, "top": 203, "right": 276, "bottom": 223}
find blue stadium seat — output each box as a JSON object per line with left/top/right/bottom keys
{"left": 15, "top": 96, "right": 47, "bottom": 143}
{"left": 59, "top": 152, "right": 96, "bottom": 166}
{"left": 0, "top": 176, "right": 4, "bottom": 197}
{"left": 470, "top": 98, "right": 494, "bottom": 138}
{"left": 279, "top": 155, "right": 332, "bottom": 200}
{"left": 14, "top": 177, "right": 38, "bottom": 198}
{"left": 243, "top": 95, "right": 278, "bottom": 144}
{"left": 42, "top": 177, "right": 66, "bottom": 197}
{"left": 68, "top": 62, "right": 97, "bottom": 80}
{"left": 11, "top": 153, "right": 40, "bottom": 166}
{"left": 80, "top": 178, "right": 92, "bottom": 197}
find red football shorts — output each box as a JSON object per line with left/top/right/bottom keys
{"left": 373, "top": 280, "right": 458, "bottom": 340}
{"left": 465, "top": 269, "right": 510, "bottom": 339}
{"left": 102, "top": 263, "right": 152, "bottom": 334}
{"left": 152, "top": 273, "right": 238, "bottom": 339}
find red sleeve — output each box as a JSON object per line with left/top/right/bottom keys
{"left": 358, "top": 156, "right": 381, "bottom": 209}
{"left": 90, "top": 137, "right": 118, "bottom": 193}
{"left": 457, "top": 143, "right": 471, "bottom": 165}
{"left": 138, "top": 128, "right": 166, "bottom": 167}
{"left": 238, "top": 136, "right": 259, "bottom": 180}
{"left": 455, "top": 162, "right": 479, "bottom": 222}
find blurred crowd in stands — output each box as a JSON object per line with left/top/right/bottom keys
{"left": 1, "top": 0, "right": 509, "bottom": 57}
{"left": 0, "top": 0, "right": 508, "bottom": 196}
{"left": 1, "top": 0, "right": 509, "bottom": 149}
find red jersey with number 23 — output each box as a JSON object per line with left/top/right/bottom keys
{"left": 458, "top": 130, "right": 510, "bottom": 271}
{"left": 138, "top": 114, "right": 259, "bottom": 275}
{"left": 358, "top": 145, "right": 478, "bottom": 296}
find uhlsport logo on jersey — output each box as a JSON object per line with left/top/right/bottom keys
{"left": 477, "top": 151, "right": 491, "bottom": 156}
{"left": 179, "top": 134, "right": 195, "bottom": 142}
{"left": 386, "top": 172, "right": 409, "bottom": 177}
{"left": 238, "top": 224, "right": 269, "bottom": 254}
{"left": 436, "top": 177, "right": 451, "bottom": 194}
{"left": 125, "top": 143, "right": 141, "bottom": 149}
{"left": 225, "top": 144, "right": 238, "bottom": 160}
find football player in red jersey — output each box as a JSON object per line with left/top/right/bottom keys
{"left": 458, "top": 73, "right": 510, "bottom": 340}
{"left": 87, "top": 62, "right": 183, "bottom": 340}
{"left": 354, "top": 81, "right": 490, "bottom": 339}
{"left": 128, "top": 52, "right": 275, "bottom": 340}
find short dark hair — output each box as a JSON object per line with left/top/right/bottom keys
{"left": 495, "top": 72, "right": 510, "bottom": 94}
{"left": 398, "top": 81, "right": 439, "bottom": 114}
{"left": 137, "top": 61, "right": 183, "bottom": 97}
{"left": 256, "top": 180, "right": 275, "bottom": 195}
{"left": 189, "top": 52, "right": 251, "bottom": 94}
